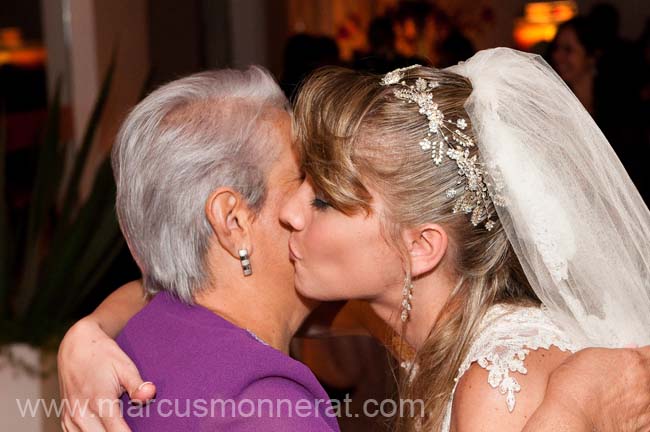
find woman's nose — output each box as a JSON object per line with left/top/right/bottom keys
{"left": 280, "top": 184, "right": 306, "bottom": 231}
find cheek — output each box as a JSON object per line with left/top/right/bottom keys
{"left": 299, "top": 215, "right": 403, "bottom": 300}
{"left": 563, "top": 42, "right": 587, "bottom": 70}
{"left": 566, "top": 49, "right": 581, "bottom": 65}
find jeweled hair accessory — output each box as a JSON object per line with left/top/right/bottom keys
{"left": 380, "top": 65, "right": 503, "bottom": 230}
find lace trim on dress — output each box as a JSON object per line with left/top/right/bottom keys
{"left": 441, "top": 304, "right": 582, "bottom": 432}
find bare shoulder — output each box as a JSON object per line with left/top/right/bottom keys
{"left": 450, "top": 346, "right": 572, "bottom": 432}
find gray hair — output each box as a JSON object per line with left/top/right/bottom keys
{"left": 112, "top": 67, "right": 289, "bottom": 303}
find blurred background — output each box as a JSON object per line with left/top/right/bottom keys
{"left": 1, "top": 0, "right": 649, "bottom": 430}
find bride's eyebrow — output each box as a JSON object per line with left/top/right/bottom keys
{"left": 282, "top": 172, "right": 304, "bottom": 187}
{"left": 287, "top": 172, "right": 304, "bottom": 184}
{"left": 296, "top": 167, "right": 307, "bottom": 181}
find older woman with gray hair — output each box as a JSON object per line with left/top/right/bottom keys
{"left": 59, "top": 66, "right": 338, "bottom": 431}
{"left": 57, "top": 66, "right": 650, "bottom": 432}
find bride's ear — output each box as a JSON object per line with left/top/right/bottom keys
{"left": 205, "top": 188, "right": 254, "bottom": 259}
{"left": 402, "top": 224, "right": 448, "bottom": 277}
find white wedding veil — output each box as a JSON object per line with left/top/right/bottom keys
{"left": 447, "top": 48, "right": 650, "bottom": 347}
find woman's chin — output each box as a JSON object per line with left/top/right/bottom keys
{"left": 295, "top": 284, "right": 329, "bottom": 301}
{"left": 294, "top": 277, "right": 343, "bottom": 302}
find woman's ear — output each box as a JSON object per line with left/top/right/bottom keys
{"left": 205, "top": 188, "right": 254, "bottom": 259}
{"left": 402, "top": 224, "right": 448, "bottom": 278}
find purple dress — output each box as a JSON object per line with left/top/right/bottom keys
{"left": 116, "top": 292, "right": 340, "bottom": 431}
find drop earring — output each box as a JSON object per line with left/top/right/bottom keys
{"left": 400, "top": 277, "right": 414, "bottom": 322}
{"left": 238, "top": 249, "right": 252, "bottom": 276}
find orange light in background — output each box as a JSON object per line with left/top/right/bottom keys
{"left": 514, "top": 1, "right": 577, "bottom": 50}
{"left": 0, "top": 48, "right": 47, "bottom": 67}
{"left": 514, "top": 21, "right": 559, "bottom": 48}
{"left": 0, "top": 27, "right": 46, "bottom": 67}
{"left": 525, "top": 2, "right": 577, "bottom": 23}
{"left": 1, "top": 27, "right": 23, "bottom": 48}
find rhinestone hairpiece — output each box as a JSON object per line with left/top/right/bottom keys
{"left": 380, "top": 65, "right": 503, "bottom": 230}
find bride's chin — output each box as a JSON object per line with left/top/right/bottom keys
{"left": 293, "top": 274, "right": 317, "bottom": 298}
{"left": 294, "top": 284, "right": 327, "bottom": 301}
{"left": 294, "top": 277, "right": 341, "bottom": 302}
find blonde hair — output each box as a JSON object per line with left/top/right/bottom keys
{"left": 294, "top": 66, "right": 537, "bottom": 430}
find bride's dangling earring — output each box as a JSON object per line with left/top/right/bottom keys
{"left": 400, "top": 277, "right": 414, "bottom": 322}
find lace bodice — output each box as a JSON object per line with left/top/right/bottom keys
{"left": 441, "top": 304, "right": 582, "bottom": 432}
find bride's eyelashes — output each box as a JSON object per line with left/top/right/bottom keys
{"left": 305, "top": 177, "right": 332, "bottom": 211}
{"left": 310, "top": 197, "right": 331, "bottom": 211}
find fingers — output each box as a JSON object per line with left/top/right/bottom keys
{"left": 99, "top": 399, "right": 133, "bottom": 432}
{"left": 129, "top": 382, "right": 157, "bottom": 404}
{"left": 62, "top": 399, "right": 107, "bottom": 432}
{"left": 117, "top": 359, "right": 156, "bottom": 404}
{"left": 100, "top": 414, "right": 132, "bottom": 432}
{"left": 61, "top": 413, "right": 102, "bottom": 432}
{"left": 619, "top": 347, "right": 650, "bottom": 432}
{"left": 57, "top": 317, "right": 139, "bottom": 431}
{"left": 636, "top": 345, "right": 650, "bottom": 359}
{"left": 64, "top": 398, "right": 132, "bottom": 432}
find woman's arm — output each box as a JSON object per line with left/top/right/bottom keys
{"left": 57, "top": 280, "right": 156, "bottom": 431}
{"left": 523, "top": 347, "right": 650, "bottom": 432}
{"left": 90, "top": 280, "right": 149, "bottom": 337}
{"left": 522, "top": 399, "right": 592, "bottom": 432}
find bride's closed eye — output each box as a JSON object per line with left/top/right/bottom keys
{"left": 302, "top": 175, "right": 332, "bottom": 211}
{"left": 311, "top": 196, "right": 331, "bottom": 211}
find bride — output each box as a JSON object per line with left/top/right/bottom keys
{"left": 280, "top": 47, "right": 650, "bottom": 431}
{"left": 58, "top": 48, "right": 650, "bottom": 431}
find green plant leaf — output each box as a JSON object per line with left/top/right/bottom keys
{"left": 14, "top": 80, "right": 63, "bottom": 318}
{"left": 42, "top": 55, "right": 117, "bottom": 316}
{"left": 4, "top": 55, "right": 151, "bottom": 349}
{"left": 26, "top": 187, "right": 105, "bottom": 319}
{"left": 38, "top": 159, "right": 123, "bottom": 320}
{"left": 59, "top": 53, "right": 116, "bottom": 226}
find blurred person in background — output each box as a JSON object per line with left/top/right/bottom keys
{"left": 551, "top": 17, "right": 599, "bottom": 115}
{"left": 353, "top": 15, "right": 426, "bottom": 73}
{"left": 551, "top": 13, "right": 649, "bottom": 203}
{"left": 427, "top": 5, "right": 475, "bottom": 68}
{"left": 391, "top": 2, "right": 474, "bottom": 68}
{"left": 353, "top": 16, "right": 406, "bottom": 73}
{"left": 280, "top": 33, "right": 340, "bottom": 99}
{"left": 392, "top": 2, "right": 433, "bottom": 62}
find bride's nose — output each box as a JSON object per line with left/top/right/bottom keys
{"left": 280, "top": 184, "right": 307, "bottom": 231}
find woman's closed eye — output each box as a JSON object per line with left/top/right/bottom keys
{"left": 311, "top": 197, "right": 331, "bottom": 210}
